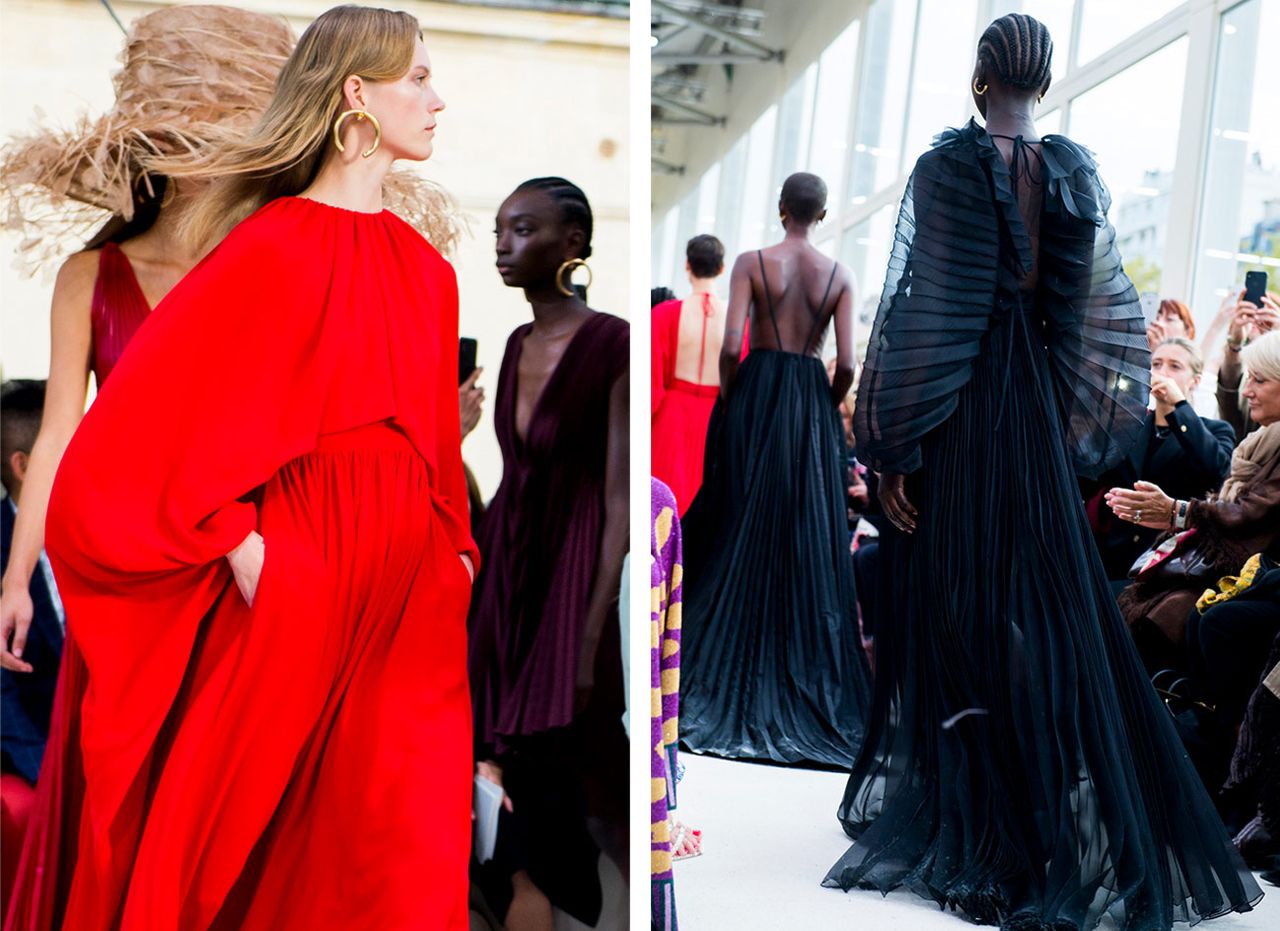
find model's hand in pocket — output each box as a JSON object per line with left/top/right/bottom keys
{"left": 227, "top": 530, "right": 266, "bottom": 607}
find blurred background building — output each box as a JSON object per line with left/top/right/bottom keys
{"left": 0, "top": 0, "right": 629, "bottom": 499}
{"left": 651, "top": 0, "right": 1280, "bottom": 380}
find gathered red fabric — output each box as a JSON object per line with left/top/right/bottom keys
{"left": 650, "top": 296, "right": 741, "bottom": 514}
{"left": 89, "top": 242, "right": 151, "bottom": 386}
{"left": 5, "top": 196, "right": 477, "bottom": 930}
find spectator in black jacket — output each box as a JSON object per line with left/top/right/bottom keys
{"left": 1087, "top": 337, "right": 1236, "bottom": 581}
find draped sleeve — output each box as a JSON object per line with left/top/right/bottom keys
{"left": 43, "top": 197, "right": 474, "bottom": 835}
{"left": 852, "top": 129, "right": 1002, "bottom": 474}
{"left": 1038, "top": 135, "right": 1151, "bottom": 479}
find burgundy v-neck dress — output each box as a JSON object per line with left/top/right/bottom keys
{"left": 467, "top": 311, "right": 629, "bottom": 752}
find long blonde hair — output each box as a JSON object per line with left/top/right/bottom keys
{"left": 154, "top": 5, "right": 423, "bottom": 251}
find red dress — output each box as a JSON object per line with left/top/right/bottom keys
{"left": 5, "top": 197, "right": 477, "bottom": 930}
{"left": 650, "top": 296, "right": 719, "bottom": 515}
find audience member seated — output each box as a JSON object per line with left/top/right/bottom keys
{"left": 0, "top": 380, "right": 66, "bottom": 903}
{"left": 1217, "top": 288, "right": 1278, "bottom": 442}
{"left": 1085, "top": 338, "right": 1234, "bottom": 582}
{"left": 1109, "top": 331, "right": 1280, "bottom": 671}
{"left": 1217, "top": 593, "right": 1280, "bottom": 884}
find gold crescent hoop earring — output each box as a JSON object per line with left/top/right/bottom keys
{"left": 973, "top": 78, "right": 988, "bottom": 96}
{"left": 332, "top": 108, "right": 382, "bottom": 158}
{"left": 556, "top": 258, "right": 592, "bottom": 298}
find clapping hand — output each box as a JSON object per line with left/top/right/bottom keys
{"left": 1105, "top": 481, "right": 1175, "bottom": 530}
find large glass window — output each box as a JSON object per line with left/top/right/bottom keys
{"left": 903, "top": 0, "right": 980, "bottom": 161}
{"left": 715, "top": 134, "right": 750, "bottom": 264}
{"left": 654, "top": 206, "right": 679, "bottom": 292}
{"left": 808, "top": 19, "right": 860, "bottom": 209}
{"left": 1192, "top": 0, "right": 1280, "bottom": 334}
{"left": 672, "top": 183, "right": 701, "bottom": 289}
{"left": 767, "top": 64, "right": 819, "bottom": 241}
{"left": 847, "top": 0, "right": 918, "bottom": 205}
{"left": 840, "top": 203, "right": 898, "bottom": 332}
{"left": 696, "top": 163, "right": 721, "bottom": 235}
{"left": 1077, "top": 0, "right": 1184, "bottom": 66}
{"left": 738, "top": 104, "right": 778, "bottom": 253}
{"left": 1069, "top": 36, "right": 1188, "bottom": 294}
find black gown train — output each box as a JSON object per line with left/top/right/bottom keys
{"left": 679, "top": 256, "right": 870, "bottom": 768}
{"left": 824, "top": 120, "right": 1262, "bottom": 930}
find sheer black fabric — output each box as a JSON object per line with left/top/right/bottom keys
{"left": 853, "top": 122, "right": 1150, "bottom": 479}
{"left": 829, "top": 120, "right": 1262, "bottom": 930}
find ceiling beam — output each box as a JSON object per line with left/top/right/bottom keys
{"left": 652, "top": 0, "right": 781, "bottom": 61}
{"left": 652, "top": 93, "right": 726, "bottom": 126}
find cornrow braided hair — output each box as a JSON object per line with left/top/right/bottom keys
{"left": 514, "top": 176, "right": 594, "bottom": 259}
{"left": 977, "top": 13, "right": 1053, "bottom": 93}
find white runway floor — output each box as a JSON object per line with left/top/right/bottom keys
{"left": 671, "top": 754, "right": 1278, "bottom": 931}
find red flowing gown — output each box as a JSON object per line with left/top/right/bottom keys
{"left": 650, "top": 297, "right": 718, "bottom": 515}
{"left": 5, "top": 197, "right": 477, "bottom": 930}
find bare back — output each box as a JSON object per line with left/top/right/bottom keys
{"left": 990, "top": 134, "right": 1044, "bottom": 290}
{"left": 673, "top": 292, "right": 725, "bottom": 385}
{"left": 748, "top": 242, "right": 842, "bottom": 357}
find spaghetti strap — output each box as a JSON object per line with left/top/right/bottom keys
{"left": 757, "top": 250, "right": 785, "bottom": 349}
{"left": 803, "top": 261, "right": 841, "bottom": 354}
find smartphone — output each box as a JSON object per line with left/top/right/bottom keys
{"left": 459, "top": 337, "right": 478, "bottom": 386}
{"left": 1244, "top": 270, "right": 1268, "bottom": 307}
{"left": 1139, "top": 292, "right": 1160, "bottom": 326}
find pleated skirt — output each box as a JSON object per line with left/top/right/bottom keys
{"left": 824, "top": 308, "right": 1262, "bottom": 929}
{"left": 680, "top": 350, "right": 870, "bottom": 767}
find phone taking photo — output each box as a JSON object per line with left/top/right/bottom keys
{"left": 1139, "top": 292, "right": 1160, "bottom": 326}
{"left": 1244, "top": 270, "right": 1268, "bottom": 307}
{"left": 459, "top": 337, "right": 478, "bottom": 386}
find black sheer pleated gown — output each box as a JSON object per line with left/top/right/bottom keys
{"left": 824, "top": 121, "right": 1262, "bottom": 930}
{"left": 679, "top": 254, "right": 871, "bottom": 768}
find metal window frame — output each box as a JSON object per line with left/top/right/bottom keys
{"left": 658, "top": 0, "right": 1241, "bottom": 304}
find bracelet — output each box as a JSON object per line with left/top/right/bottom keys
{"left": 1225, "top": 337, "right": 1245, "bottom": 352}
{"left": 1173, "top": 499, "right": 1190, "bottom": 530}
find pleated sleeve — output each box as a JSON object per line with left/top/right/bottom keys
{"left": 1038, "top": 136, "right": 1151, "bottom": 479}
{"left": 852, "top": 139, "right": 1001, "bottom": 474}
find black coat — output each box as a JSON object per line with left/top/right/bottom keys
{"left": 1087, "top": 402, "right": 1236, "bottom": 580}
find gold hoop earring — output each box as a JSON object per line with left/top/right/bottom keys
{"left": 332, "top": 108, "right": 382, "bottom": 158}
{"left": 556, "top": 258, "right": 592, "bottom": 298}
{"left": 160, "top": 179, "right": 177, "bottom": 209}
{"left": 973, "top": 78, "right": 988, "bottom": 96}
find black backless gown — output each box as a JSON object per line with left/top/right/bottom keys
{"left": 679, "top": 251, "right": 870, "bottom": 767}
{"left": 824, "top": 119, "right": 1261, "bottom": 929}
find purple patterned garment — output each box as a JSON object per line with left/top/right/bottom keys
{"left": 651, "top": 478, "right": 683, "bottom": 931}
